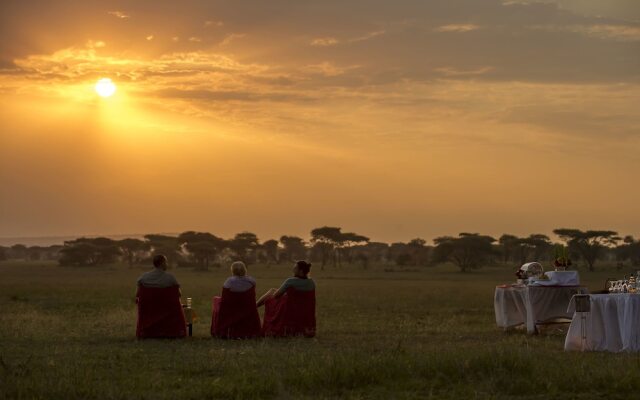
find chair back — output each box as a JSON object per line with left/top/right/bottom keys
{"left": 136, "top": 285, "right": 186, "bottom": 338}
{"left": 263, "top": 288, "right": 316, "bottom": 337}
{"left": 211, "top": 286, "right": 261, "bottom": 338}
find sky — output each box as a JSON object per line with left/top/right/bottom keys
{"left": 0, "top": 0, "right": 639, "bottom": 244}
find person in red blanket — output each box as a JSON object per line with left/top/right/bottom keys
{"left": 257, "top": 260, "right": 315, "bottom": 305}
{"left": 136, "top": 255, "right": 186, "bottom": 338}
{"left": 257, "top": 260, "right": 316, "bottom": 337}
{"left": 223, "top": 261, "right": 257, "bottom": 293}
{"left": 211, "top": 261, "right": 261, "bottom": 338}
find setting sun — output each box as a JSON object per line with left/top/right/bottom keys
{"left": 95, "top": 78, "right": 116, "bottom": 97}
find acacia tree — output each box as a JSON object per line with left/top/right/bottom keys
{"left": 407, "top": 238, "right": 431, "bottom": 266}
{"left": 144, "top": 234, "right": 181, "bottom": 267}
{"left": 9, "top": 244, "right": 28, "bottom": 260}
{"left": 310, "top": 226, "right": 342, "bottom": 269}
{"left": 229, "top": 232, "right": 260, "bottom": 265}
{"left": 26, "top": 246, "right": 44, "bottom": 261}
{"left": 59, "top": 237, "right": 121, "bottom": 266}
{"left": 178, "top": 231, "right": 225, "bottom": 270}
{"left": 498, "top": 234, "right": 519, "bottom": 264}
{"left": 262, "top": 239, "right": 280, "bottom": 264}
{"left": 362, "top": 242, "right": 389, "bottom": 264}
{"left": 433, "top": 233, "right": 497, "bottom": 272}
{"left": 279, "top": 235, "right": 307, "bottom": 262}
{"left": 553, "top": 228, "right": 620, "bottom": 271}
{"left": 498, "top": 234, "right": 552, "bottom": 265}
{"left": 119, "top": 238, "right": 149, "bottom": 267}
{"left": 616, "top": 236, "right": 640, "bottom": 267}
{"left": 338, "top": 232, "right": 369, "bottom": 265}
{"left": 389, "top": 242, "right": 410, "bottom": 266}
{"left": 388, "top": 239, "right": 430, "bottom": 266}
{"left": 521, "top": 234, "right": 553, "bottom": 263}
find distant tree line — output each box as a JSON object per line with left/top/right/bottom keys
{"left": 1, "top": 227, "right": 639, "bottom": 273}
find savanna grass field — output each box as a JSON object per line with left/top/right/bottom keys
{"left": 1, "top": 261, "right": 640, "bottom": 399}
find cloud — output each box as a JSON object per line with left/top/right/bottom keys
{"left": 219, "top": 33, "right": 246, "bottom": 46}
{"left": 571, "top": 24, "right": 640, "bottom": 42}
{"left": 188, "top": 37, "right": 202, "bottom": 43}
{"left": 434, "top": 24, "right": 480, "bottom": 33}
{"left": 349, "top": 30, "right": 386, "bottom": 43}
{"left": 204, "top": 20, "right": 224, "bottom": 28}
{"left": 156, "top": 88, "right": 315, "bottom": 103}
{"left": 311, "top": 37, "right": 339, "bottom": 47}
{"left": 146, "top": 35, "right": 154, "bottom": 41}
{"left": 310, "top": 31, "right": 385, "bottom": 47}
{"left": 434, "top": 66, "right": 494, "bottom": 77}
{"left": 502, "top": 107, "right": 640, "bottom": 138}
{"left": 107, "top": 11, "right": 130, "bottom": 19}
{"left": 7, "top": 44, "right": 259, "bottom": 85}
{"left": 86, "top": 40, "right": 106, "bottom": 49}
{"left": 529, "top": 23, "right": 640, "bottom": 41}
{"left": 303, "top": 62, "right": 359, "bottom": 77}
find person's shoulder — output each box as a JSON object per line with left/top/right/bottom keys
{"left": 164, "top": 271, "right": 179, "bottom": 284}
{"left": 279, "top": 277, "right": 296, "bottom": 288}
{"left": 136, "top": 270, "right": 152, "bottom": 282}
{"left": 282, "top": 277, "right": 298, "bottom": 286}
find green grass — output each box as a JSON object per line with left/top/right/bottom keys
{"left": 1, "top": 261, "right": 639, "bottom": 399}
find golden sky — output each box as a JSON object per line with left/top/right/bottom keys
{"left": 1, "top": 0, "right": 639, "bottom": 242}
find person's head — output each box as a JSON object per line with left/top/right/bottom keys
{"left": 231, "top": 261, "right": 247, "bottom": 277}
{"left": 293, "top": 260, "right": 311, "bottom": 278}
{"left": 153, "top": 254, "right": 168, "bottom": 270}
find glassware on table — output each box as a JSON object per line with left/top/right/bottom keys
{"left": 614, "top": 281, "right": 622, "bottom": 293}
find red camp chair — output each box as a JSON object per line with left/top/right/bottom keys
{"left": 262, "top": 288, "right": 316, "bottom": 337}
{"left": 136, "top": 285, "right": 187, "bottom": 339}
{"left": 211, "top": 287, "right": 262, "bottom": 339}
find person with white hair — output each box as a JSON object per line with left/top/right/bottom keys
{"left": 211, "top": 261, "right": 261, "bottom": 338}
{"left": 222, "top": 261, "right": 256, "bottom": 292}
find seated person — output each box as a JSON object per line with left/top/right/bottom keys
{"left": 258, "top": 260, "right": 316, "bottom": 337}
{"left": 223, "top": 261, "right": 257, "bottom": 292}
{"left": 136, "top": 255, "right": 186, "bottom": 338}
{"left": 137, "top": 254, "right": 179, "bottom": 288}
{"left": 211, "top": 261, "right": 261, "bottom": 338}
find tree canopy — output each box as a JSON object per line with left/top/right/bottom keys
{"left": 553, "top": 228, "right": 620, "bottom": 271}
{"left": 59, "top": 237, "right": 121, "bottom": 266}
{"left": 433, "top": 233, "right": 497, "bottom": 272}
{"left": 178, "top": 231, "right": 225, "bottom": 270}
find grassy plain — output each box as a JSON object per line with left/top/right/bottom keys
{"left": 1, "top": 261, "right": 639, "bottom": 399}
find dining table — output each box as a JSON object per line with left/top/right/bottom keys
{"left": 565, "top": 293, "right": 640, "bottom": 352}
{"left": 495, "top": 284, "right": 588, "bottom": 334}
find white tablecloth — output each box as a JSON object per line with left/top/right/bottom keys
{"left": 565, "top": 294, "right": 640, "bottom": 352}
{"left": 495, "top": 285, "right": 588, "bottom": 334}
{"left": 530, "top": 271, "right": 580, "bottom": 287}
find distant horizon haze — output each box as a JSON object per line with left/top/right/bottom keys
{"left": 1, "top": 223, "right": 638, "bottom": 247}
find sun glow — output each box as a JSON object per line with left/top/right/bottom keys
{"left": 95, "top": 78, "right": 116, "bottom": 97}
